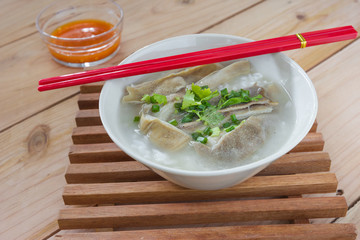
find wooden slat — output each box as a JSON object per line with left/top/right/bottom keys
{"left": 62, "top": 172, "right": 337, "bottom": 205}
{"left": 65, "top": 161, "right": 159, "bottom": 183}
{"left": 80, "top": 83, "right": 103, "bottom": 94}
{"left": 290, "top": 132, "right": 324, "bottom": 152}
{"left": 78, "top": 93, "right": 100, "bottom": 110}
{"left": 310, "top": 120, "right": 318, "bottom": 132}
{"left": 65, "top": 151, "right": 330, "bottom": 183}
{"left": 72, "top": 126, "right": 110, "bottom": 144}
{"left": 68, "top": 143, "right": 132, "bottom": 163}
{"left": 54, "top": 223, "right": 358, "bottom": 240}
{"left": 288, "top": 195, "right": 311, "bottom": 224}
{"left": 258, "top": 151, "right": 330, "bottom": 175}
{"left": 75, "top": 109, "right": 101, "bottom": 126}
{"left": 58, "top": 197, "right": 347, "bottom": 229}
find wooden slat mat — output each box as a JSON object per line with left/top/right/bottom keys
{"left": 55, "top": 84, "right": 357, "bottom": 240}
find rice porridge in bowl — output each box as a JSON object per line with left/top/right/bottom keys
{"left": 99, "top": 34, "right": 317, "bottom": 190}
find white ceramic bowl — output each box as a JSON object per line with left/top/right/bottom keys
{"left": 99, "top": 34, "right": 318, "bottom": 190}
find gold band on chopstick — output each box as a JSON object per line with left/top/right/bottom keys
{"left": 296, "top": 33, "right": 307, "bottom": 48}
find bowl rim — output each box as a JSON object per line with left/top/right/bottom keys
{"left": 99, "top": 33, "right": 318, "bottom": 177}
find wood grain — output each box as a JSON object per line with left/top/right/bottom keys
{"left": 2, "top": 0, "right": 360, "bottom": 239}
{"left": 75, "top": 109, "right": 102, "bottom": 126}
{"left": 68, "top": 143, "right": 132, "bottom": 163}
{"left": 65, "top": 161, "right": 159, "bottom": 183}
{"left": 0, "top": 0, "right": 260, "bottom": 132}
{"left": 337, "top": 200, "right": 360, "bottom": 236}
{"left": 64, "top": 151, "right": 331, "bottom": 183}
{"left": 62, "top": 173, "right": 338, "bottom": 205}
{"left": 0, "top": 96, "right": 78, "bottom": 239}
{"left": 202, "top": 0, "right": 360, "bottom": 71}
{"left": 309, "top": 37, "right": 360, "bottom": 208}
{"left": 77, "top": 93, "right": 100, "bottom": 110}
{"left": 58, "top": 197, "right": 347, "bottom": 229}
{"left": 54, "top": 224, "right": 358, "bottom": 240}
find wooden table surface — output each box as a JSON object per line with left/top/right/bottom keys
{"left": 1, "top": 0, "right": 360, "bottom": 239}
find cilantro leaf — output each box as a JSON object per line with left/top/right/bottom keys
{"left": 151, "top": 93, "right": 167, "bottom": 104}
{"left": 141, "top": 93, "right": 167, "bottom": 105}
{"left": 202, "top": 90, "right": 219, "bottom": 101}
{"left": 181, "top": 89, "right": 201, "bottom": 109}
{"left": 199, "top": 107, "right": 225, "bottom": 127}
{"left": 191, "top": 84, "right": 212, "bottom": 99}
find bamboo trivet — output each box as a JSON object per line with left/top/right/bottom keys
{"left": 55, "top": 84, "right": 357, "bottom": 240}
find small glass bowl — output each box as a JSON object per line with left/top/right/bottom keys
{"left": 36, "top": 0, "right": 123, "bottom": 68}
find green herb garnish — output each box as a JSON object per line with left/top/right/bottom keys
{"left": 168, "top": 119, "right": 178, "bottom": 126}
{"left": 225, "top": 125, "right": 235, "bottom": 132}
{"left": 151, "top": 104, "right": 160, "bottom": 112}
{"left": 203, "top": 126, "right": 212, "bottom": 136}
{"left": 222, "top": 122, "right": 232, "bottom": 128}
{"left": 211, "top": 127, "right": 221, "bottom": 137}
{"left": 197, "top": 136, "right": 208, "bottom": 144}
{"left": 141, "top": 94, "right": 151, "bottom": 103}
{"left": 199, "top": 106, "right": 225, "bottom": 128}
{"left": 181, "top": 113, "right": 196, "bottom": 123}
{"left": 218, "top": 88, "right": 262, "bottom": 109}
{"left": 180, "top": 84, "right": 223, "bottom": 127}
{"left": 191, "top": 131, "right": 208, "bottom": 144}
{"left": 191, "top": 131, "right": 204, "bottom": 141}
{"left": 141, "top": 93, "right": 167, "bottom": 113}
{"left": 151, "top": 93, "right": 167, "bottom": 105}
{"left": 140, "top": 84, "right": 263, "bottom": 145}
{"left": 133, "top": 116, "right": 140, "bottom": 122}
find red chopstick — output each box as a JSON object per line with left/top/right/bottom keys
{"left": 38, "top": 25, "right": 357, "bottom": 91}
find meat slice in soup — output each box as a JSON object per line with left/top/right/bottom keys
{"left": 140, "top": 93, "right": 183, "bottom": 122}
{"left": 122, "top": 60, "right": 289, "bottom": 170}
{"left": 219, "top": 98, "right": 278, "bottom": 120}
{"left": 123, "top": 63, "right": 222, "bottom": 102}
{"left": 195, "top": 60, "right": 250, "bottom": 89}
{"left": 192, "top": 115, "right": 266, "bottom": 160}
{"left": 139, "top": 114, "right": 191, "bottom": 151}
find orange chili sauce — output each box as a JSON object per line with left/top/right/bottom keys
{"left": 49, "top": 19, "right": 121, "bottom": 63}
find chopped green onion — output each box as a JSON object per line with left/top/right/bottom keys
{"left": 151, "top": 104, "right": 160, "bottom": 112}
{"left": 203, "top": 126, "right": 212, "bottom": 136}
{"left": 141, "top": 94, "right": 151, "bottom": 103}
{"left": 220, "top": 88, "right": 228, "bottom": 97}
{"left": 169, "top": 119, "right": 178, "bottom": 126}
{"left": 197, "top": 136, "right": 208, "bottom": 144}
{"left": 199, "top": 104, "right": 207, "bottom": 110}
{"left": 222, "top": 122, "right": 232, "bottom": 128}
{"left": 191, "top": 132, "right": 203, "bottom": 141}
{"left": 225, "top": 125, "right": 235, "bottom": 132}
{"left": 230, "top": 114, "right": 237, "bottom": 123}
{"left": 181, "top": 113, "right": 195, "bottom": 123}
{"left": 133, "top": 116, "right": 140, "bottom": 122}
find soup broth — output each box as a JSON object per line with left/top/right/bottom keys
{"left": 119, "top": 61, "right": 295, "bottom": 171}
